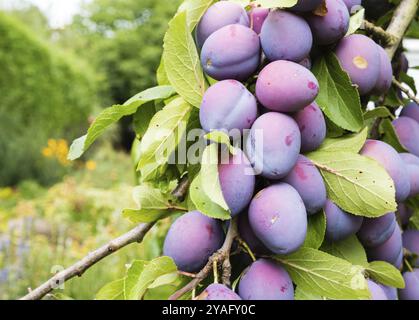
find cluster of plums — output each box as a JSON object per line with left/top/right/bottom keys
{"left": 162, "top": 0, "right": 419, "bottom": 300}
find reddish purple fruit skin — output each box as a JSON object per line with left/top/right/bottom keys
{"left": 248, "top": 6, "right": 269, "bottom": 34}
{"left": 342, "top": 0, "right": 362, "bottom": 11}
{"left": 324, "top": 200, "right": 363, "bottom": 242}
{"left": 360, "top": 140, "right": 411, "bottom": 202}
{"left": 403, "top": 230, "right": 419, "bottom": 267}
{"left": 245, "top": 112, "right": 301, "bottom": 179}
{"left": 256, "top": 60, "right": 319, "bottom": 113}
{"left": 368, "top": 280, "right": 388, "bottom": 300}
{"left": 248, "top": 183, "right": 307, "bottom": 254}
{"left": 238, "top": 259, "right": 294, "bottom": 300}
{"left": 196, "top": 1, "right": 249, "bottom": 48}
{"left": 393, "top": 117, "right": 419, "bottom": 157}
{"left": 401, "top": 102, "right": 419, "bottom": 123}
{"left": 293, "top": 102, "right": 326, "bottom": 152}
{"left": 357, "top": 212, "right": 397, "bottom": 247}
{"left": 399, "top": 53, "right": 409, "bottom": 74}
{"left": 282, "top": 155, "right": 327, "bottom": 215}
{"left": 335, "top": 34, "right": 381, "bottom": 95}
{"left": 202, "top": 284, "right": 242, "bottom": 300}
{"left": 201, "top": 24, "right": 260, "bottom": 81}
{"left": 291, "top": 0, "right": 323, "bottom": 11}
{"left": 397, "top": 202, "right": 413, "bottom": 227}
{"left": 200, "top": 80, "right": 257, "bottom": 133}
{"left": 400, "top": 152, "right": 419, "bottom": 167}
{"left": 307, "top": 0, "right": 350, "bottom": 46}
{"left": 163, "top": 211, "right": 224, "bottom": 272}
{"left": 380, "top": 284, "right": 398, "bottom": 300}
{"left": 238, "top": 213, "right": 270, "bottom": 254}
{"left": 367, "top": 224, "right": 403, "bottom": 268}
{"left": 399, "top": 269, "right": 419, "bottom": 300}
{"left": 260, "top": 10, "right": 312, "bottom": 62}
{"left": 373, "top": 45, "right": 393, "bottom": 94}
{"left": 219, "top": 149, "right": 255, "bottom": 217}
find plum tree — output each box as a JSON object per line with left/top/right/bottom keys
{"left": 248, "top": 6, "right": 269, "bottom": 34}
{"left": 399, "top": 269, "right": 419, "bottom": 300}
{"left": 245, "top": 112, "right": 301, "bottom": 179}
{"left": 357, "top": 212, "right": 397, "bottom": 247}
{"left": 342, "top": 0, "right": 362, "bottom": 11}
{"left": 367, "top": 280, "right": 388, "bottom": 300}
{"left": 260, "top": 10, "right": 312, "bottom": 62}
{"left": 360, "top": 140, "right": 411, "bottom": 202}
{"left": 200, "top": 283, "right": 242, "bottom": 300}
{"left": 373, "top": 44, "right": 393, "bottom": 94}
{"left": 397, "top": 203, "right": 413, "bottom": 227}
{"left": 324, "top": 200, "right": 363, "bottom": 242}
{"left": 199, "top": 80, "right": 258, "bottom": 134}
{"left": 256, "top": 60, "right": 319, "bottom": 113}
{"left": 196, "top": 1, "right": 249, "bottom": 48}
{"left": 402, "top": 230, "right": 419, "bottom": 267}
{"left": 291, "top": 0, "right": 322, "bottom": 12}
{"left": 248, "top": 183, "right": 307, "bottom": 254}
{"left": 293, "top": 102, "right": 326, "bottom": 152}
{"left": 201, "top": 24, "right": 260, "bottom": 81}
{"left": 282, "top": 155, "right": 327, "bottom": 215}
{"left": 238, "top": 259, "right": 294, "bottom": 300}
{"left": 307, "top": 0, "right": 350, "bottom": 46}
{"left": 238, "top": 213, "right": 270, "bottom": 254}
{"left": 392, "top": 116, "right": 419, "bottom": 157}
{"left": 400, "top": 102, "right": 419, "bottom": 124}
{"left": 335, "top": 34, "right": 381, "bottom": 95}
{"left": 163, "top": 211, "right": 224, "bottom": 272}
{"left": 367, "top": 224, "right": 403, "bottom": 268}
{"left": 218, "top": 149, "right": 256, "bottom": 217}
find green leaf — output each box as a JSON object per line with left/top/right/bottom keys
{"left": 189, "top": 173, "right": 231, "bottom": 220}
{"left": 122, "top": 185, "right": 187, "bottom": 223}
{"left": 295, "top": 287, "right": 324, "bottom": 300}
{"left": 364, "top": 107, "right": 394, "bottom": 120}
{"left": 366, "top": 261, "right": 405, "bottom": 289}
{"left": 68, "top": 86, "right": 175, "bottom": 160}
{"left": 380, "top": 118, "right": 408, "bottom": 153}
{"left": 157, "top": 58, "right": 169, "bottom": 86}
{"left": 178, "top": 0, "right": 216, "bottom": 30}
{"left": 314, "top": 127, "right": 368, "bottom": 154}
{"left": 137, "top": 97, "right": 192, "bottom": 181}
{"left": 253, "top": 0, "right": 298, "bottom": 8}
{"left": 307, "top": 151, "right": 397, "bottom": 217}
{"left": 312, "top": 53, "right": 364, "bottom": 132}
{"left": 204, "top": 130, "right": 237, "bottom": 155}
{"left": 321, "top": 235, "right": 368, "bottom": 267}
{"left": 133, "top": 102, "right": 158, "bottom": 138}
{"left": 274, "top": 248, "right": 370, "bottom": 300}
{"left": 124, "top": 257, "right": 178, "bottom": 300}
{"left": 303, "top": 211, "right": 326, "bottom": 249}
{"left": 346, "top": 8, "right": 365, "bottom": 36}
{"left": 163, "top": 11, "right": 207, "bottom": 108}
{"left": 96, "top": 279, "right": 124, "bottom": 300}
{"left": 200, "top": 144, "right": 230, "bottom": 211}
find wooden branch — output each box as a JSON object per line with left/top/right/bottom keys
{"left": 364, "top": 20, "right": 397, "bottom": 47}
{"left": 168, "top": 217, "right": 238, "bottom": 300}
{"left": 393, "top": 78, "right": 419, "bottom": 104}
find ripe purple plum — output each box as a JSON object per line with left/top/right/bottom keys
{"left": 357, "top": 212, "right": 397, "bottom": 247}
{"left": 238, "top": 259, "right": 294, "bottom": 300}
{"left": 399, "top": 269, "right": 419, "bottom": 300}
{"left": 360, "top": 140, "right": 411, "bottom": 202}
{"left": 201, "top": 24, "right": 260, "bottom": 81}
{"left": 200, "top": 80, "right": 257, "bottom": 134}
{"left": 291, "top": 0, "right": 322, "bottom": 12}
{"left": 397, "top": 203, "right": 413, "bottom": 228}
{"left": 403, "top": 230, "right": 419, "bottom": 267}
{"left": 373, "top": 44, "right": 393, "bottom": 94}
{"left": 342, "top": 0, "right": 362, "bottom": 11}
{"left": 335, "top": 34, "right": 381, "bottom": 95}
{"left": 196, "top": 1, "right": 249, "bottom": 48}
{"left": 282, "top": 155, "right": 327, "bottom": 215}
{"left": 324, "top": 200, "right": 363, "bottom": 242}
{"left": 219, "top": 149, "right": 256, "bottom": 217}
{"left": 248, "top": 6, "right": 269, "bottom": 34}
{"left": 380, "top": 285, "right": 398, "bottom": 300}
{"left": 400, "top": 152, "right": 419, "bottom": 167}
{"left": 293, "top": 102, "right": 326, "bottom": 152}
{"left": 248, "top": 183, "right": 307, "bottom": 254}
{"left": 400, "top": 102, "right": 419, "bottom": 123}
{"left": 260, "top": 10, "right": 312, "bottom": 62}
{"left": 401, "top": 161, "right": 419, "bottom": 197}
{"left": 200, "top": 284, "right": 242, "bottom": 300}
{"left": 163, "top": 211, "right": 224, "bottom": 272}
{"left": 399, "top": 53, "right": 409, "bottom": 74}
{"left": 368, "top": 280, "right": 388, "bottom": 300}
{"left": 238, "top": 213, "right": 270, "bottom": 254}
{"left": 256, "top": 60, "right": 319, "bottom": 113}
{"left": 245, "top": 112, "right": 301, "bottom": 179}
{"left": 367, "top": 224, "right": 403, "bottom": 268}
{"left": 307, "top": 0, "right": 350, "bottom": 46}
{"left": 392, "top": 117, "right": 419, "bottom": 157}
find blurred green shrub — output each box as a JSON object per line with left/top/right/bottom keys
{"left": 0, "top": 12, "right": 97, "bottom": 186}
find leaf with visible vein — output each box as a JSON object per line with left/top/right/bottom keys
{"left": 366, "top": 261, "right": 405, "bottom": 289}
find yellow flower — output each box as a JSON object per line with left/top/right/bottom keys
{"left": 85, "top": 160, "right": 97, "bottom": 171}
{"left": 0, "top": 187, "right": 13, "bottom": 199}
{"left": 48, "top": 139, "right": 57, "bottom": 150}
{"left": 42, "top": 147, "right": 53, "bottom": 158}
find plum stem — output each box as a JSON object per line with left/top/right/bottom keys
{"left": 237, "top": 237, "right": 257, "bottom": 262}
{"left": 404, "top": 258, "right": 414, "bottom": 273}
{"left": 213, "top": 260, "right": 219, "bottom": 283}
{"left": 392, "top": 78, "right": 419, "bottom": 105}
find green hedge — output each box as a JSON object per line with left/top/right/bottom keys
{"left": 0, "top": 12, "right": 97, "bottom": 186}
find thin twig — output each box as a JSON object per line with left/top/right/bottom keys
{"left": 363, "top": 20, "right": 397, "bottom": 47}
{"left": 392, "top": 78, "right": 419, "bottom": 104}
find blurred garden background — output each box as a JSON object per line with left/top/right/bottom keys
{"left": 0, "top": 0, "right": 418, "bottom": 300}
